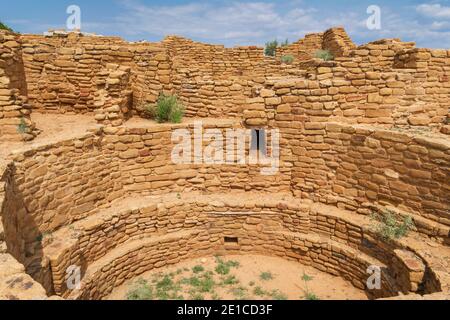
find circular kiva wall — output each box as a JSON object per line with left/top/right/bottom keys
{"left": 0, "top": 120, "right": 449, "bottom": 300}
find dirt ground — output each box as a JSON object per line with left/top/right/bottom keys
{"left": 107, "top": 255, "right": 368, "bottom": 301}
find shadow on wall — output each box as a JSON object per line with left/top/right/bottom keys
{"left": 1, "top": 163, "right": 55, "bottom": 295}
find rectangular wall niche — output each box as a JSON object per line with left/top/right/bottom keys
{"left": 224, "top": 237, "right": 239, "bottom": 244}
{"left": 251, "top": 129, "right": 267, "bottom": 156}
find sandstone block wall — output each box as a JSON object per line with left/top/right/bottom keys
{"left": 42, "top": 195, "right": 439, "bottom": 300}
{"left": 0, "top": 27, "right": 448, "bottom": 300}
{"left": 20, "top": 33, "right": 172, "bottom": 115}
{"left": 3, "top": 28, "right": 445, "bottom": 133}
{"left": 290, "top": 123, "right": 450, "bottom": 227}
{"left": 0, "top": 31, "right": 36, "bottom": 141}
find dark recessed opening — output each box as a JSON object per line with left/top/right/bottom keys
{"left": 224, "top": 237, "right": 239, "bottom": 244}
{"left": 251, "top": 128, "right": 267, "bottom": 156}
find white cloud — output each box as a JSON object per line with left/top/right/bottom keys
{"left": 416, "top": 4, "right": 450, "bottom": 19}
{"left": 430, "top": 20, "right": 450, "bottom": 30}
{"left": 109, "top": 0, "right": 328, "bottom": 45}
{"left": 7, "top": 0, "right": 450, "bottom": 49}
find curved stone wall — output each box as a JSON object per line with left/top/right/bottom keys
{"left": 50, "top": 195, "right": 440, "bottom": 300}
{"left": 1, "top": 121, "right": 449, "bottom": 300}
{"left": 292, "top": 123, "right": 450, "bottom": 226}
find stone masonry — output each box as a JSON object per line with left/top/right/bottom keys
{"left": 0, "top": 27, "right": 448, "bottom": 300}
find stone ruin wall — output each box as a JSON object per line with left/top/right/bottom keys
{"left": 0, "top": 31, "right": 36, "bottom": 142}
{"left": 0, "top": 27, "right": 449, "bottom": 300}
{"left": 15, "top": 28, "right": 448, "bottom": 132}
{"left": 276, "top": 27, "right": 357, "bottom": 60}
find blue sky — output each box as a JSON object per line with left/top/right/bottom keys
{"left": 3, "top": 0, "right": 450, "bottom": 48}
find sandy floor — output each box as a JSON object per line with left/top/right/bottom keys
{"left": 0, "top": 113, "right": 99, "bottom": 157}
{"left": 107, "top": 255, "right": 368, "bottom": 301}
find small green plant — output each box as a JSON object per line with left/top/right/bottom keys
{"left": 226, "top": 260, "right": 240, "bottom": 268}
{"left": 270, "top": 290, "right": 288, "bottom": 300}
{"left": 301, "top": 272, "right": 319, "bottom": 300}
{"left": 189, "top": 292, "right": 205, "bottom": 300}
{"left": 222, "top": 275, "right": 239, "bottom": 286}
{"left": 146, "top": 94, "right": 184, "bottom": 123}
{"left": 371, "top": 210, "right": 415, "bottom": 241}
{"left": 281, "top": 55, "right": 294, "bottom": 64}
{"left": 154, "top": 275, "right": 181, "bottom": 300}
{"left": 265, "top": 40, "right": 279, "bottom": 57}
{"left": 215, "top": 262, "right": 230, "bottom": 275}
{"left": 264, "top": 39, "right": 290, "bottom": 57}
{"left": 198, "top": 275, "right": 215, "bottom": 293}
{"left": 215, "top": 257, "right": 239, "bottom": 275}
{"left": 17, "top": 118, "right": 28, "bottom": 134}
{"left": 259, "top": 272, "right": 274, "bottom": 281}
{"left": 302, "top": 273, "right": 313, "bottom": 282}
{"left": 127, "top": 279, "right": 154, "bottom": 300}
{"left": 315, "top": 49, "right": 334, "bottom": 61}
{"left": 230, "top": 287, "right": 248, "bottom": 300}
{"left": 253, "top": 286, "right": 265, "bottom": 297}
{"left": 305, "top": 292, "right": 320, "bottom": 300}
{"left": 0, "top": 21, "right": 13, "bottom": 32}
{"left": 185, "top": 273, "right": 215, "bottom": 293}
{"left": 192, "top": 265, "right": 205, "bottom": 274}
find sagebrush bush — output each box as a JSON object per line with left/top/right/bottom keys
{"left": 315, "top": 49, "right": 334, "bottom": 61}
{"left": 264, "top": 39, "right": 289, "bottom": 57}
{"left": 265, "top": 40, "right": 278, "bottom": 57}
{"left": 371, "top": 210, "right": 415, "bottom": 241}
{"left": 281, "top": 55, "right": 294, "bottom": 64}
{"left": 146, "top": 94, "right": 184, "bottom": 123}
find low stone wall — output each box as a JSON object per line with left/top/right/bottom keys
{"left": 251, "top": 53, "right": 449, "bottom": 132}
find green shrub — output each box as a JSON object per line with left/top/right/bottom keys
{"left": 253, "top": 286, "right": 265, "bottom": 296}
{"left": 215, "top": 257, "right": 239, "bottom": 275}
{"left": 264, "top": 39, "right": 290, "bottom": 57}
{"left": 302, "top": 273, "right": 313, "bottom": 282}
{"left": 372, "top": 210, "right": 415, "bottom": 241}
{"left": 301, "top": 272, "right": 319, "bottom": 300}
{"left": 314, "top": 49, "right": 334, "bottom": 61}
{"left": 222, "top": 275, "right": 239, "bottom": 286}
{"left": 0, "top": 21, "right": 13, "bottom": 32}
{"left": 230, "top": 287, "right": 248, "bottom": 300}
{"left": 192, "top": 265, "right": 205, "bottom": 274}
{"left": 17, "top": 118, "right": 28, "bottom": 134}
{"left": 281, "top": 55, "right": 294, "bottom": 64}
{"left": 270, "top": 290, "right": 288, "bottom": 300}
{"left": 259, "top": 272, "right": 274, "bottom": 281}
{"left": 264, "top": 40, "right": 278, "bottom": 57}
{"left": 146, "top": 94, "right": 184, "bottom": 123}
{"left": 127, "top": 279, "right": 154, "bottom": 300}
{"left": 215, "top": 260, "right": 231, "bottom": 275}
{"left": 305, "top": 292, "right": 320, "bottom": 300}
